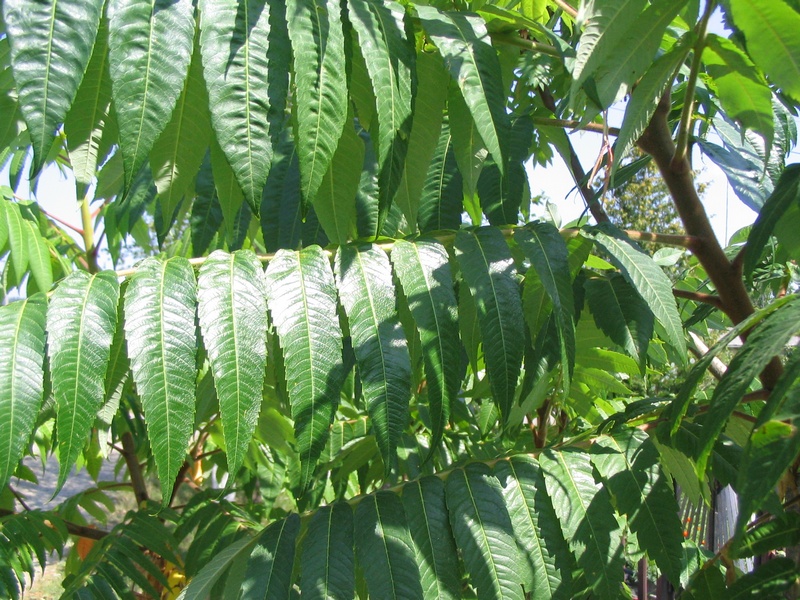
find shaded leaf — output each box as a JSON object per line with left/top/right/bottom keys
{"left": 417, "top": 119, "right": 463, "bottom": 233}
{"left": 242, "top": 514, "right": 300, "bottom": 599}
{"left": 300, "top": 503, "right": 354, "bottom": 600}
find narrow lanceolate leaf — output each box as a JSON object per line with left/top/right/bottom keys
{"left": 23, "top": 218, "right": 53, "bottom": 293}
{"left": 0, "top": 295, "right": 47, "bottom": 493}
{"left": 300, "top": 503, "right": 355, "bottom": 600}
{"left": 514, "top": 224, "right": 575, "bottom": 394}
{"left": 540, "top": 449, "right": 625, "bottom": 600}
{"left": 585, "top": 225, "right": 686, "bottom": 358}
{"left": 47, "top": 271, "right": 120, "bottom": 494}
{"left": 177, "top": 535, "right": 259, "bottom": 600}
{"left": 348, "top": 0, "right": 413, "bottom": 230}
{"left": 3, "top": 0, "right": 104, "bottom": 172}
{"left": 390, "top": 240, "right": 461, "bottom": 456}
{"left": 355, "top": 491, "right": 424, "bottom": 600}
{"left": 241, "top": 514, "right": 300, "bottom": 599}
{"left": 124, "top": 257, "right": 197, "bottom": 503}
{"left": 416, "top": 6, "right": 509, "bottom": 174}
{"left": 446, "top": 463, "right": 526, "bottom": 600}
{"left": 265, "top": 246, "right": 344, "bottom": 489}
{"left": 402, "top": 477, "right": 460, "bottom": 600}
{"left": 150, "top": 44, "right": 211, "bottom": 224}
{"left": 199, "top": 0, "right": 289, "bottom": 212}
{"left": 454, "top": 228, "right": 524, "bottom": 422}
{"left": 417, "top": 120, "right": 463, "bottom": 233}
{"left": 591, "top": 430, "right": 684, "bottom": 586}
{"left": 108, "top": 0, "right": 195, "bottom": 188}
{"left": 696, "top": 299, "right": 800, "bottom": 476}
{"left": 210, "top": 137, "right": 245, "bottom": 242}
{"left": 198, "top": 251, "right": 267, "bottom": 478}
{"left": 726, "top": 558, "right": 799, "bottom": 599}
{"left": 449, "top": 83, "right": 487, "bottom": 199}
{"left": 286, "top": 0, "right": 348, "bottom": 205}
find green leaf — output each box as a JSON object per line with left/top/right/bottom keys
{"left": 454, "top": 228, "right": 524, "bottom": 422}
{"left": 287, "top": 0, "right": 348, "bottom": 205}
{"left": 494, "top": 456, "right": 575, "bottom": 600}
{"left": 585, "top": 224, "right": 686, "bottom": 358}
{"left": 265, "top": 246, "right": 345, "bottom": 489}
{"left": 449, "top": 82, "right": 487, "bottom": 200}
{"left": 348, "top": 0, "right": 413, "bottom": 232}
{"left": 540, "top": 448, "right": 624, "bottom": 600}
{"left": 209, "top": 137, "right": 245, "bottom": 243}
{"left": 3, "top": 0, "right": 104, "bottom": 172}
{"left": 395, "top": 50, "right": 447, "bottom": 229}
{"left": 191, "top": 151, "right": 224, "bottom": 256}
{"left": 198, "top": 0, "right": 289, "bottom": 213}
{"left": 585, "top": 273, "right": 654, "bottom": 373}
{"left": 417, "top": 6, "right": 509, "bottom": 173}
{"left": 311, "top": 119, "right": 362, "bottom": 245}
{"left": 150, "top": 42, "right": 211, "bottom": 225}
{"left": 22, "top": 218, "right": 52, "bottom": 293}
{"left": 514, "top": 224, "right": 575, "bottom": 394}
{"left": 198, "top": 250, "right": 267, "bottom": 478}
{"left": 401, "top": 477, "right": 460, "bottom": 600}
{"left": 728, "top": 0, "right": 800, "bottom": 102}
{"left": 335, "top": 245, "right": 410, "bottom": 473}
{"left": 107, "top": 0, "right": 195, "bottom": 188}
{"left": 3, "top": 202, "right": 28, "bottom": 279}
{"left": 300, "top": 503, "right": 355, "bottom": 600}
{"left": 446, "top": 463, "right": 525, "bottom": 600}
{"left": 745, "top": 164, "right": 800, "bottom": 281}
{"left": 591, "top": 430, "right": 683, "bottom": 586}
{"left": 355, "top": 491, "right": 423, "bottom": 599}
{"left": 417, "top": 119, "right": 463, "bottom": 233}
{"left": 242, "top": 514, "right": 300, "bottom": 599}
{"left": 696, "top": 298, "right": 800, "bottom": 476}
{"left": 727, "top": 557, "right": 799, "bottom": 599}
{"left": 732, "top": 513, "right": 800, "bottom": 559}
{"left": 124, "top": 257, "right": 197, "bottom": 504}
{"left": 684, "top": 567, "right": 726, "bottom": 600}
{"left": 47, "top": 271, "right": 119, "bottom": 494}
{"left": 177, "top": 535, "right": 259, "bottom": 600}
{"left": 390, "top": 239, "right": 461, "bottom": 456}
{"left": 0, "top": 294, "right": 47, "bottom": 493}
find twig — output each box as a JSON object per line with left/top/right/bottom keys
{"left": 531, "top": 117, "right": 620, "bottom": 136}
{"left": 489, "top": 32, "right": 560, "bottom": 57}
{"left": 552, "top": 0, "right": 578, "bottom": 18}
{"left": 0, "top": 508, "right": 110, "bottom": 541}
{"left": 9, "top": 486, "right": 31, "bottom": 512}
{"left": 121, "top": 432, "right": 149, "bottom": 506}
{"left": 673, "top": 289, "right": 724, "bottom": 310}
{"left": 688, "top": 331, "right": 727, "bottom": 380}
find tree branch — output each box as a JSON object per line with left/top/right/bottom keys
{"left": 531, "top": 116, "right": 620, "bottom": 137}
{"left": 674, "top": 289, "right": 723, "bottom": 310}
{"left": 552, "top": 0, "right": 578, "bottom": 18}
{"left": 0, "top": 508, "right": 110, "bottom": 540}
{"left": 121, "top": 431, "right": 149, "bottom": 506}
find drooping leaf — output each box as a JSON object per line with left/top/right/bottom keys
{"left": 417, "top": 119, "right": 463, "bottom": 233}
{"left": 191, "top": 151, "right": 224, "bottom": 256}
{"left": 300, "top": 503, "right": 354, "bottom": 600}
{"left": 209, "top": 137, "right": 245, "bottom": 244}
{"left": 585, "top": 224, "right": 686, "bottom": 358}
{"left": 454, "top": 228, "right": 524, "bottom": 422}
{"left": 540, "top": 448, "right": 624, "bottom": 600}
{"left": 177, "top": 535, "right": 259, "bottom": 600}
{"left": 445, "top": 463, "right": 526, "bottom": 600}
{"left": 241, "top": 514, "right": 299, "bottom": 599}
{"left": 355, "top": 491, "right": 423, "bottom": 599}
{"left": 22, "top": 218, "right": 52, "bottom": 293}
{"left": 494, "top": 456, "right": 575, "bottom": 600}
{"left": 726, "top": 557, "right": 799, "bottom": 599}
{"left": 47, "top": 271, "right": 120, "bottom": 494}
{"left": 124, "top": 257, "right": 197, "bottom": 503}
{"left": 265, "top": 246, "right": 345, "bottom": 489}
{"left": 287, "top": 0, "right": 348, "bottom": 205}
{"left": 732, "top": 513, "right": 800, "bottom": 559}
{"left": 390, "top": 239, "right": 461, "bottom": 455}
{"left": 198, "top": 250, "right": 267, "bottom": 478}
{"left": 335, "top": 244, "right": 411, "bottom": 473}
{"left": 401, "top": 477, "right": 460, "bottom": 600}
{"left": 417, "top": 6, "right": 509, "bottom": 173}
{"left": 3, "top": 0, "right": 104, "bottom": 172}
{"left": 591, "top": 430, "right": 683, "bottom": 586}
{"left": 260, "top": 134, "right": 302, "bottom": 252}
{"left": 107, "top": 0, "right": 195, "bottom": 188}
{"left": 0, "top": 294, "right": 47, "bottom": 493}
{"left": 449, "top": 82, "right": 487, "bottom": 200}
{"left": 199, "top": 0, "right": 289, "bottom": 212}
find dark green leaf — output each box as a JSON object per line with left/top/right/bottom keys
{"left": 242, "top": 514, "right": 300, "bottom": 599}
{"left": 727, "top": 557, "right": 799, "bottom": 599}
{"left": 733, "top": 513, "right": 800, "bottom": 559}
{"left": 300, "top": 503, "right": 354, "bottom": 600}
{"left": 191, "top": 151, "right": 224, "bottom": 256}
{"left": 417, "top": 119, "right": 463, "bottom": 233}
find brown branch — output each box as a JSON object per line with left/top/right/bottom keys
{"left": 490, "top": 32, "right": 560, "bottom": 57}
{"left": 121, "top": 431, "right": 149, "bottom": 506}
{"left": 552, "top": 0, "right": 578, "bottom": 18}
{"left": 688, "top": 331, "right": 728, "bottom": 380}
{"left": 531, "top": 117, "right": 620, "bottom": 137}
{"left": 0, "top": 508, "right": 110, "bottom": 540}
{"left": 673, "top": 289, "right": 724, "bottom": 310}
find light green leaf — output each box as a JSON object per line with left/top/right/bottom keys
{"left": 0, "top": 294, "right": 47, "bottom": 493}
{"left": 124, "top": 257, "right": 197, "bottom": 504}
{"left": 390, "top": 239, "right": 461, "bottom": 456}
{"left": 417, "top": 6, "right": 509, "bottom": 174}
{"left": 265, "top": 246, "right": 344, "bottom": 489}
{"left": 177, "top": 535, "right": 259, "bottom": 600}
{"left": 287, "top": 0, "right": 348, "bottom": 205}
{"left": 107, "top": 0, "right": 195, "bottom": 188}
{"left": 585, "top": 224, "right": 686, "bottom": 358}
{"left": 402, "top": 477, "right": 460, "bottom": 600}
{"left": 494, "top": 456, "right": 575, "bottom": 600}
{"left": 727, "top": 557, "right": 799, "bottom": 599}
{"left": 449, "top": 83, "right": 487, "bottom": 199}
{"left": 198, "top": 250, "right": 267, "bottom": 478}
{"left": 300, "top": 503, "right": 354, "bottom": 600}
{"left": 335, "top": 244, "right": 411, "bottom": 473}
{"left": 733, "top": 513, "right": 800, "bottom": 559}
{"left": 446, "top": 463, "right": 525, "bottom": 600}
{"left": 22, "top": 218, "right": 52, "bottom": 293}
{"left": 540, "top": 448, "right": 624, "bottom": 600}
{"left": 591, "top": 430, "right": 683, "bottom": 586}
{"left": 5, "top": 193, "right": 30, "bottom": 281}
{"left": 728, "top": 0, "right": 800, "bottom": 102}
{"left": 454, "top": 228, "right": 524, "bottom": 422}
{"left": 3, "top": 0, "right": 104, "bottom": 172}
{"left": 198, "top": 0, "right": 289, "bottom": 212}
{"left": 417, "top": 119, "right": 463, "bottom": 233}
{"left": 355, "top": 491, "right": 423, "bottom": 599}
{"left": 241, "top": 514, "right": 300, "bottom": 599}
{"left": 47, "top": 271, "right": 119, "bottom": 494}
